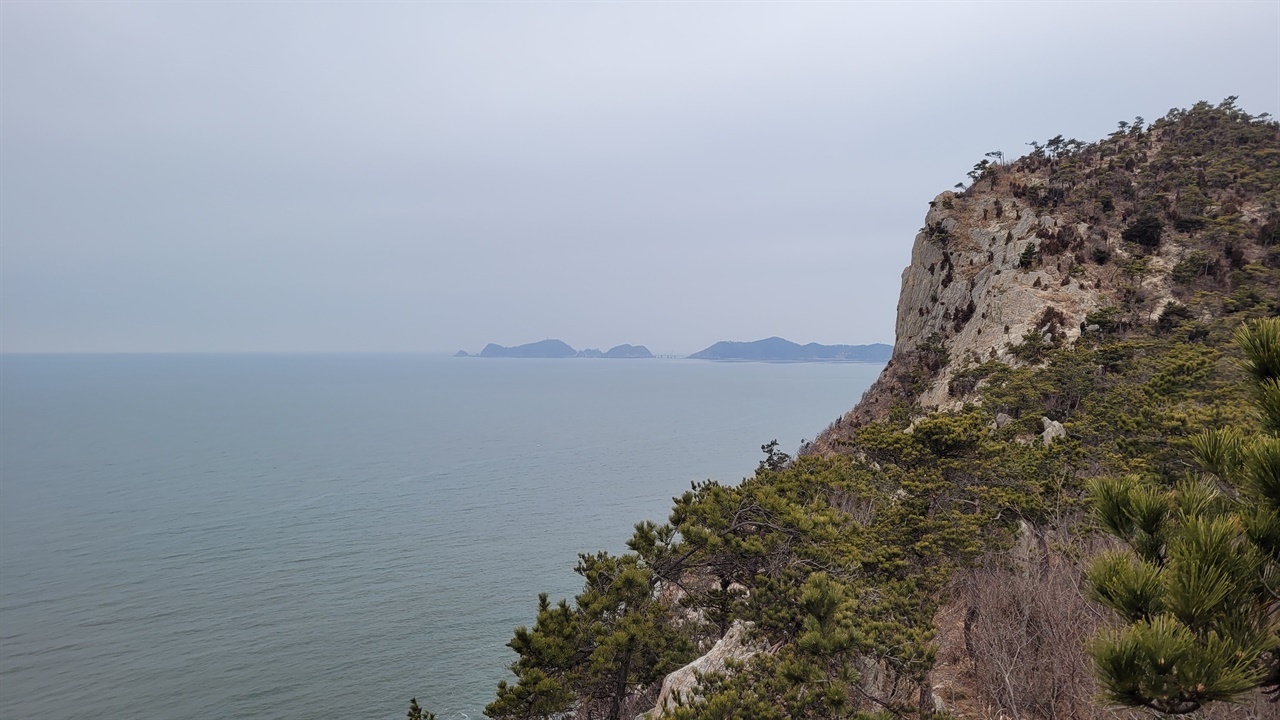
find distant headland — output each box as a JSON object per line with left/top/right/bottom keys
{"left": 455, "top": 337, "right": 891, "bottom": 362}
{"left": 687, "top": 337, "right": 892, "bottom": 362}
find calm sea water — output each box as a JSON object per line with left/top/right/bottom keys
{"left": 0, "top": 354, "right": 881, "bottom": 720}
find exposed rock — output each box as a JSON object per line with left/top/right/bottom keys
{"left": 1010, "top": 518, "right": 1041, "bottom": 571}
{"left": 994, "top": 412, "right": 1013, "bottom": 428}
{"left": 931, "top": 689, "right": 947, "bottom": 713}
{"left": 1040, "top": 417, "right": 1067, "bottom": 445}
{"left": 643, "top": 621, "right": 758, "bottom": 718}
{"left": 808, "top": 155, "right": 1197, "bottom": 450}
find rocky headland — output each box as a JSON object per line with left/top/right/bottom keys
{"left": 688, "top": 337, "right": 890, "bottom": 362}
{"left": 477, "top": 100, "right": 1280, "bottom": 720}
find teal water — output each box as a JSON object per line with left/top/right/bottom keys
{"left": 0, "top": 354, "right": 881, "bottom": 719}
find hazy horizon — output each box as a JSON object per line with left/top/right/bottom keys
{"left": 0, "top": 333, "right": 894, "bottom": 359}
{"left": 3, "top": 2, "right": 1278, "bottom": 353}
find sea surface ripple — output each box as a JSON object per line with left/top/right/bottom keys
{"left": 0, "top": 354, "right": 880, "bottom": 719}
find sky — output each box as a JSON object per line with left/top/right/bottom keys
{"left": 2, "top": 2, "right": 1277, "bottom": 354}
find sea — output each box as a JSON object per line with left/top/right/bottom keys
{"left": 0, "top": 354, "right": 881, "bottom": 720}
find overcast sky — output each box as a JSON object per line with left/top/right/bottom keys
{"left": 2, "top": 2, "right": 1277, "bottom": 354}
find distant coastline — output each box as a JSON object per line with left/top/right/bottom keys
{"left": 687, "top": 337, "right": 891, "bottom": 363}
{"left": 456, "top": 337, "right": 891, "bottom": 363}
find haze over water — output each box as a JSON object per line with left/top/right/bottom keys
{"left": 0, "top": 354, "right": 881, "bottom": 719}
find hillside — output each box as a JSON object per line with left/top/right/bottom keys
{"left": 478, "top": 339, "right": 578, "bottom": 358}
{"left": 813, "top": 98, "right": 1280, "bottom": 445}
{"left": 603, "top": 344, "right": 654, "bottom": 359}
{"left": 467, "top": 341, "right": 654, "bottom": 358}
{"left": 688, "top": 337, "right": 891, "bottom": 362}
{"left": 476, "top": 100, "right": 1280, "bottom": 720}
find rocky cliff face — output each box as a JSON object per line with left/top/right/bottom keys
{"left": 895, "top": 189, "right": 1106, "bottom": 404}
{"left": 812, "top": 114, "right": 1277, "bottom": 453}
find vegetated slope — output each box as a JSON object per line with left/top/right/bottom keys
{"left": 603, "top": 344, "right": 654, "bottom": 359}
{"left": 479, "top": 100, "right": 1280, "bottom": 720}
{"left": 688, "top": 337, "right": 892, "bottom": 362}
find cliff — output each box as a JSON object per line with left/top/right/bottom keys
{"left": 812, "top": 99, "right": 1280, "bottom": 453}
{"left": 483, "top": 100, "right": 1280, "bottom": 720}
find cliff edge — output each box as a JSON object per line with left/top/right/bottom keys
{"left": 812, "top": 100, "right": 1279, "bottom": 453}
{"left": 482, "top": 99, "right": 1280, "bottom": 720}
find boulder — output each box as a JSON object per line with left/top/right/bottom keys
{"left": 1040, "top": 417, "right": 1067, "bottom": 445}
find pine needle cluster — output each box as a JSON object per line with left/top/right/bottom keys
{"left": 1087, "top": 318, "right": 1280, "bottom": 714}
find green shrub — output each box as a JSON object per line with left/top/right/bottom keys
{"left": 1018, "top": 243, "right": 1038, "bottom": 269}
{"left": 1171, "top": 250, "right": 1217, "bottom": 285}
{"left": 1156, "top": 302, "right": 1194, "bottom": 331}
{"left": 1122, "top": 216, "right": 1164, "bottom": 249}
{"left": 1009, "top": 330, "right": 1051, "bottom": 363}
{"left": 1084, "top": 306, "right": 1123, "bottom": 334}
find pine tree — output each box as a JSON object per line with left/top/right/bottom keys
{"left": 484, "top": 593, "right": 578, "bottom": 720}
{"left": 1018, "top": 242, "right": 1038, "bottom": 269}
{"left": 407, "top": 697, "right": 436, "bottom": 720}
{"left": 1086, "top": 318, "right": 1280, "bottom": 714}
{"left": 485, "top": 524, "right": 696, "bottom": 720}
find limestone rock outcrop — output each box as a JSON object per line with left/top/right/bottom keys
{"left": 642, "top": 621, "right": 758, "bottom": 719}
{"left": 1040, "top": 417, "right": 1068, "bottom": 445}
{"left": 809, "top": 166, "right": 1205, "bottom": 451}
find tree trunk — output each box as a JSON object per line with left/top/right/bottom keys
{"left": 919, "top": 673, "right": 934, "bottom": 719}
{"left": 607, "top": 646, "right": 633, "bottom": 720}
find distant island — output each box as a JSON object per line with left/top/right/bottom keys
{"left": 456, "top": 337, "right": 890, "bottom": 361}
{"left": 601, "top": 344, "right": 652, "bottom": 359}
{"left": 457, "top": 340, "right": 654, "bottom": 359}
{"left": 687, "top": 337, "right": 891, "bottom": 362}
{"left": 480, "top": 339, "right": 577, "bottom": 358}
